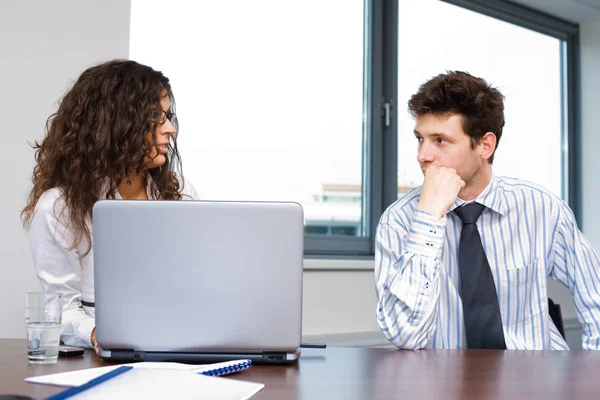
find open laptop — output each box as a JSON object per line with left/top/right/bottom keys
{"left": 92, "top": 200, "right": 304, "bottom": 364}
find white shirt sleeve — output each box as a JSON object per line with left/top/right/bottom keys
{"left": 179, "top": 176, "right": 200, "bottom": 200}
{"left": 550, "top": 202, "right": 600, "bottom": 350}
{"left": 28, "top": 189, "right": 95, "bottom": 349}
{"left": 374, "top": 209, "right": 447, "bottom": 349}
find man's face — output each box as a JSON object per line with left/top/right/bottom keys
{"left": 414, "top": 113, "right": 484, "bottom": 186}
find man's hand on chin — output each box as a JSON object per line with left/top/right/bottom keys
{"left": 417, "top": 165, "right": 465, "bottom": 220}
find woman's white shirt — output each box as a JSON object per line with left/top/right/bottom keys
{"left": 28, "top": 177, "right": 199, "bottom": 348}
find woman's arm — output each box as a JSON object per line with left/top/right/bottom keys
{"left": 28, "top": 190, "right": 95, "bottom": 349}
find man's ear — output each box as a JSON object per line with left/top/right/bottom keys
{"left": 479, "top": 132, "right": 497, "bottom": 161}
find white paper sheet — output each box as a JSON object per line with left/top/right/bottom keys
{"left": 64, "top": 369, "right": 263, "bottom": 400}
{"left": 26, "top": 361, "right": 252, "bottom": 387}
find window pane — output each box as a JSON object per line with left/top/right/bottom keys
{"left": 130, "top": 0, "right": 366, "bottom": 238}
{"left": 397, "top": 0, "right": 563, "bottom": 198}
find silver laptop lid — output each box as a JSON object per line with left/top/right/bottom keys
{"left": 93, "top": 200, "right": 303, "bottom": 353}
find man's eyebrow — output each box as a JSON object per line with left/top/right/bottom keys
{"left": 414, "top": 130, "right": 449, "bottom": 137}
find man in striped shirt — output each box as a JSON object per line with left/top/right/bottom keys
{"left": 375, "top": 71, "right": 600, "bottom": 350}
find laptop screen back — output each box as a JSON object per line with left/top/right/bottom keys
{"left": 93, "top": 200, "right": 303, "bottom": 354}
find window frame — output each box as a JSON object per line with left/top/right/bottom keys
{"left": 440, "top": 0, "right": 581, "bottom": 223}
{"left": 306, "top": 0, "right": 580, "bottom": 257}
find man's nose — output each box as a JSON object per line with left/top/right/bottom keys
{"left": 417, "top": 142, "right": 434, "bottom": 164}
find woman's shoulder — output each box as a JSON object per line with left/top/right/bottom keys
{"left": 34, "top": 187, "right": 66, "bottom": 214}
{"left": 177, "top": 176, "right": 199, "bottom": 200}
{"left": 30, "top": 187, "right": 74, "bottom": 234}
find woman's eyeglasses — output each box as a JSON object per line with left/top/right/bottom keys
{"left": 159, "top": 110, "right": 177, "bottom": 126}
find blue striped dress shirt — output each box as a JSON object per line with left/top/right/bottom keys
{"left": 375, "top": 175, "right": 600, "bottom": 350}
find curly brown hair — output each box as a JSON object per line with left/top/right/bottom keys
{"left": 408, "top": 70, "right": 505, "bottom": 163}
{"left": 22, "top": 59, "right": 184, "bottom": 256}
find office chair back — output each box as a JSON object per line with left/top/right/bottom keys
{"left": 548, "top": 298, "right": 565, "bottom": 339}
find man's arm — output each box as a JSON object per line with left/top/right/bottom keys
{"left": 550, "top": 203, "right": 600, "bottom": 350}
{"left": 375, "top": 211, "right": 447, "bottom": 349}
{"left": 374, "top": 166, "right": 464, "bottom": 349}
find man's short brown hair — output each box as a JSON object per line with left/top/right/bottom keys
{"left": 408, "top": 71, "right": 505, "bottom": 163}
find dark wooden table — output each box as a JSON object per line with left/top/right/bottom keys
{"left": 2, "top": 339, "right": 600, "bottom": 399}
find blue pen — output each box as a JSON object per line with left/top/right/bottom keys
{"left": 44, "top": 365, "right": 133, "bottom": 400}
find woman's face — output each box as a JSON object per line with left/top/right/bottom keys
{"left": 146, "top": 93, "right": 176, "bottom": 169}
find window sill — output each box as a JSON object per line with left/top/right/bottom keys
{"left": 303, "top": 258, "right": 375, "bottom": 271}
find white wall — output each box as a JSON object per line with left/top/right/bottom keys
{"left": 302, "top": 269, "right": 379, "bottom": 336}
{"left": 0, "top": 0, "right": 130, "bottom": 338}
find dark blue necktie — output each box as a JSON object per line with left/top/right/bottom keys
{"left": 454, "top": 203, "right": 506, "bottom": 349}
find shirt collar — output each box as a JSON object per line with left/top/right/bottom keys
{"left": 447, "top": 174, "right": 505, "bottom": 216}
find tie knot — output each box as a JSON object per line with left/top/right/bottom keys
{"left": 454, "top": 202, "right": 485, "bottom": 225}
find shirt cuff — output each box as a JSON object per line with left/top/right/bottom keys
{"left": 405, "top": 210, "right": 447, "bottom": 259}
{"left": 77, "top": 317, "right": 96, "bottom": 349}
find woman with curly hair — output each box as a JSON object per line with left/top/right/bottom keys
{"left": 22, "top": 60, "right": 198, "bottom": 350}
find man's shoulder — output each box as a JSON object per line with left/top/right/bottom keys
{"left": 379, "top": 186, "right": 422, "bottom": 225}
{"left": 495, "top": 176, "right": 562, "bottom": 203}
